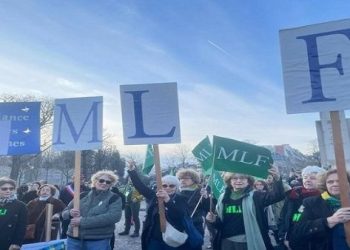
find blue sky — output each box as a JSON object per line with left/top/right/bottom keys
{"left": 0, "top": 1, "right": 349, "bottom": 158}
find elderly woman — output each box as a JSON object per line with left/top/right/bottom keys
{"left": 0, "top": 177, "right": 27, "bottom": 250}
{"left": 176, "top": 168, "right": 209, "bottom": 250}
{"left": 62, "top": 170, "right": 122, "bottom": 250}
{"left": 279, "top": 166, "right": 325, "bottom": 250}
{"left": 206, "top": 167, "right": 284, "bottom": 250}
{"left": 127, "top": 163, "right": 190, "bottom": 250}
{"left": 25, "top": 184, "right": 66, "bottom": 243}
{"left": 292, "top": 169, "right": 350, "bottom": 250}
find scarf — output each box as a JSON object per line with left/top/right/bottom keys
{"left": 0, "top": 194, "right": 17, "bottom": 205}
{"left": 217, "top": 189, "right": 266, "bottom": 250}
{"left": 321, "top": 191, "right": 341, "bottom": 211}
{"left": 180, "top": 184, "right": 198, "bottom": 192}
{"left": 289, "top": 187, "right": 320, "bottom": 200}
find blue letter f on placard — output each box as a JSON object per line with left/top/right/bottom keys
{"left": 53, "top": 101, "right": 102, "bottom": 145}
{"left": 297, "top": 29, "right": 350, "bottom": 103}
{"left": 125, "top": 90, "right": 176, "bottom": 139}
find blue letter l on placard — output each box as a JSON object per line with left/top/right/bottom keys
{"left": 297, "top": 29, "right": 350, "bottom": 103}
{"left": 125, "top": 90, "right": 176, "bottom": 139}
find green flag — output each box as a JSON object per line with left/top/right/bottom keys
{"left": 192, "top": 136, "right": 213, "bottom": 176}
{"left": 142, "top": 144, "right": 154, "bottom": 175}
{"left": 210, "top": 170, "right": 225, "bottom": 199}
{"left": 213, "top": 135, "right": 273, "bottom": 179}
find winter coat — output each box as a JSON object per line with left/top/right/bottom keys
{"left": 0, "top": 200, "right": 27, "bottom": 249}
{"left": 26, "top": 197, "right": 66, "bottom": 243}
{"left": 128, "top": 169, "right": 189, "bottom": 250}
{"left": 291, "top": 195, "right": 350, "bottom": 250}
{"left": 62, "top": 188, "right": 122, "bottom": 240}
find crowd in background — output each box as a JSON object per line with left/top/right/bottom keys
{"left": 0, "top": 164, "right": 350, "bottom": 250}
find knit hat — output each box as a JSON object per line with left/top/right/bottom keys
{"left": 302, "top": 166, "right": 326, "bottom": 177}
{"left": 162, "top": 175, "right": 180, "bottom": 188}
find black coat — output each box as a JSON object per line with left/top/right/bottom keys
{"left": 128, "top": 170, "right": 189, "bottom": 250}
{"left": 0, "top": 200, "right": 27, "bottom": 249}
{"left": 291, "top": 195, "right": 349, "bottom": 250}
{"left": 213, "top": 179, "right": 285, "bottom": 250}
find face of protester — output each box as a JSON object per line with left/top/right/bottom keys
{"left": 326, "top": 173, "right": 340, "bottom": 196}
{"left": 179, "top": 176, "right": 194, "bottom": 188}
{"left": 302, "top": 173, "right": 318, "bottom": 190}
{"left": 0, "top": 184, "right": 15, "bottom": 198}
{"left": 39, "top": 186, "right": 52, "bottom": 198}
{"left": 254, "top": 181, "right": 265, "bottom": 191}
{"left": 31, "top": 183, "right": 40, "bottom": 191}
{"left": 230, "top": 174, "right": 249, "bottom": 191}
{"left": 266, "top": 175, "right": 273, "bottom": 184}
{"left": 95, "top": 175, "right": 113, "bottom": 191}
{"left": 161, "top": 182, "right": 177, "bottom": 195}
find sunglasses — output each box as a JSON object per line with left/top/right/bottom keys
{"left": 1, "top": 187, "right": 15, "bottom": 191}
{"left": 98, "top": 179, "right": 112, "bottom": 185}
{"left": 162, "top": 184, "right": 176, "bottom": 188}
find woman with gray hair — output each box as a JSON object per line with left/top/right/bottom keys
{"left": 127, "top": 163, "right": 190, "bottom": 250}
{"left": 62, "top": 170, "right": 122, "bottom": 250}
{"left": 0, "top": 177, "right": 27, "bottom": 250}
{"left": 279, "top": 166, "right": 326, "bottom": 250}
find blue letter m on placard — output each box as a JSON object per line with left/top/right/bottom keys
{"left": 54, "top": 101, "right": 102, "bottom": 145}
{"left": 125, "top": 90, "right": 176, "bottom": 139}
{"left": 297, "top": 29, "right": 350, "bottom": 103}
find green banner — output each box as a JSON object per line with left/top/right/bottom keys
{"left": 213, "top": 135, "right": 273, "bottom": 179}
{"left": 210, "top": 170, "right": 225, "bottom": 199}
{"left": 142, "top": 144, "right": 154, "bottom": 175}
{"left": 192, "top": 136, "right": 213, "bottom": 176}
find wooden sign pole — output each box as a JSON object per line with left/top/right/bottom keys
{"left": 45, "top": 203, "right": 53, "bottom": 242}
{"left": 73, "top": 150, "right": 81, "bottom": 237}
{"left": 153, "top": 144, "right": 166, "bottom": 233}
{"left": 330, "top": 111, "right": 350, "bottom": 246}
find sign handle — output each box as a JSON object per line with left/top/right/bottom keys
{"left": 330, "top": 111, "right": 350, "bottom": 246}
{"left": 73, "top": 150, "right": 81, "bottom": 237}
{"left": 153, "top": 144, "right": 166, "bottom": 233}
{"left": 45, "top": 203, "right": 53, "bottom": 242}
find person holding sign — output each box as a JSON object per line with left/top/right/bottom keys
{"left": 291, "top": 169, "right": 350, "bottom": 250}
{"left": 206, "top": 166, "right": 284, "bottom": 250}
{"left": 176, "top": 168, "right": 209, "bottom": 250}
{"left": 127, "top": 162, "right": 189, "bottom": 250}
{"left": 62, "top": 170, "right": 122, "bottom": 250}
{"left": 0, "top": 177, "right": 27, "bottom": 250}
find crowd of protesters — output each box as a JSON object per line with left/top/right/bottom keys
{"left": 0, "top": 164, "right": 350, "bottom": 250}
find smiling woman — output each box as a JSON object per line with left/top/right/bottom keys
{"left": 62, "top": 170, "right": 122, "bottom": 250}
{"left": 0, "top": 177, "right": 27, "bottom": 250}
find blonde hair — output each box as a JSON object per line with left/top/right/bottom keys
{"left": 317, "top": 169, "right": 350, "bottom": 192}
{"left": 176, "top": 168, "right": 201, "bottom": 184}
{"left": 91, "top": 170, "right": 118, "bottom": 188}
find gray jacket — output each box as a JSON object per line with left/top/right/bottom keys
{"left": 62, "top": 188, "right": 122, "bottom": 240}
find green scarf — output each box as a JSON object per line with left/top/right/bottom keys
{"left": 321, "top": 191, "right": 341, "bottom": 211}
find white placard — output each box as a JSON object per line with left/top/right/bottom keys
{"left": 52, "top": 96, "right": 103, "bottom": 151}
{"left": 280, "top": 19, "right": 350, "bottom": 114}
{"left": 120, "top": 82, "right": 181, "bottom": 145}
{"left": 0, "top": 120, "right": 11, "bottom": 155}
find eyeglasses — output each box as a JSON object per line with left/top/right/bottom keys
{"left": 162, "top": 184, "right": 176, "bottom": 188}
{"left": 1, "top": 187, "right": 15, "bottom": 191}
{"left": 98, "top": 179, "right": 112, "bottom": 185}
